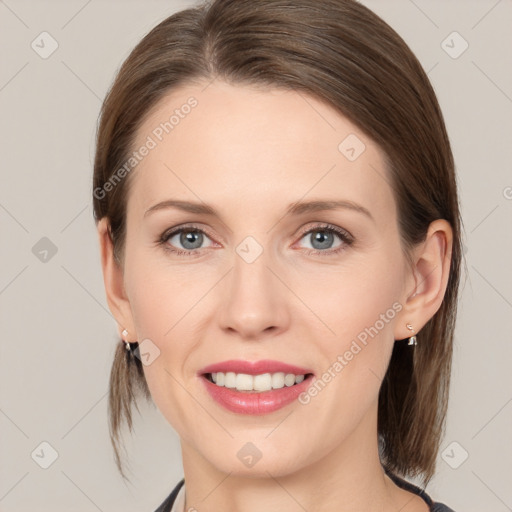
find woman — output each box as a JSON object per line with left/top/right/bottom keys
{"left": 93, "top": 0, "right": 462, "bottom": 510}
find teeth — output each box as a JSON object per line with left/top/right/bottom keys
{"left": 210, "top": 372, "right": 306, "bottom": 392}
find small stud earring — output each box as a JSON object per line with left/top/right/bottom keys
{"left": 121, "top": 329, "right": 131, "bottom": 351}
{"left": 406, "top": 323, "right": 417, "bottom": 346}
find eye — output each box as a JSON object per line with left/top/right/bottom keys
{"left": 159, "top": 225, "right": 216, "bottom": 256}
{"left": 158, "top": 222, "right": 354, "bottom": 257}
{"left": 296, "top": 223, "right": 354, "bottom": 255}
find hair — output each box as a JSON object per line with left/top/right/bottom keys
{"left": 92, "top": 0, "right": 464, "bottom": 486}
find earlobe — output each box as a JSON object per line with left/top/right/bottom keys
{"left": 395, "top": 219, "right": 453, "bottom": 340}
{"left": 97, "top": 218, "right": 135, "bottom": 338}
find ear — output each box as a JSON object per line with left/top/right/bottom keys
{"left": 97, "top": 217, "right": 136, "bottom": 341}
{"left": 394, "top": 219, "right": 453, "bottom": 340}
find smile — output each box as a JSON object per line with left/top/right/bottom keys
{"left": 205, "top": 371, "right": 308, "bottom": 392}
{"left": 200, "top": 372, "right": 315, "bottom": 415}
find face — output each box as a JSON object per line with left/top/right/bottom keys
{"left": 119, "top": 80, "right": 412, "bottom": 477}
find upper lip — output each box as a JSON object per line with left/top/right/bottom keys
{"left": 199, "top": 359, "right": 314, "bottom": 376}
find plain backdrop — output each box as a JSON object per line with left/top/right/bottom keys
{"left": 0, "top": 1, "right": 511, "bottom": 511}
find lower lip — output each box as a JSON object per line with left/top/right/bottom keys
{"left": 200, "top": 374, "right": 315, "bottom": 415}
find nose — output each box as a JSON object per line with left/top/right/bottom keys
{"left": 217, "top": 248, "right": 290, "bottom": 340}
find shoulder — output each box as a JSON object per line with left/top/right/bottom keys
{"left": 384, "top": 467, "right": 457, "bottom": 512}
{"left": 432, "top": 504, "right": 457, "bottom": 512}
{"left": 153, "top": 475, "right": 458, "bottom": 512}
{"left": 154, "top": 478, "right": 185, "bottom": 512}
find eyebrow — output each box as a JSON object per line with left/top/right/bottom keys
{"left": 143, "top": 199, "right": 374, "bottom": 222}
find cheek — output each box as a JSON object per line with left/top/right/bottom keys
{"left": 298, "top": 251, "right": 404, "bottom": 394}
{"left": 128, "top": 274, "right": 194, "bottom": 433}
{"left": 296, "top": 253, "right": 403, "bottom": 345}
{"left": 124, "top": 244, "right": 207, "bottom": 339}
{"left": 123, "top": 248, "right": 214, "bottom": 427}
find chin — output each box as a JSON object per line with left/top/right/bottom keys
{"left": 199, "top": 440, "right": 310, "bottom": 479}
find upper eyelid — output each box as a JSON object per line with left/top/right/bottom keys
{"left": 163, "top": 223, "right": 218, "bottom": 242}
{"left": 299, "top": 223, "right": 352, "bottom": 237}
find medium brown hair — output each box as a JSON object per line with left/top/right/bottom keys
{"left": 93, "top": 0, "right": 463, "bottom": 485}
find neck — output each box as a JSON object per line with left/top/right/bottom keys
{"left": 178, "top": 403, "right": 422, "bottom": 512}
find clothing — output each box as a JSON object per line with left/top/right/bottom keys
{"left": 154, "top": 470, "right": 456, "bottom": 512}
{"left": 385, "top": 468, "right": 455, "bottom": 512}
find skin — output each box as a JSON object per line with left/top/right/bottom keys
{"left": 98, "top": 80, "right": 452, "bottom": 512}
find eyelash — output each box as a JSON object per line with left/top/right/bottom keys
{"left": 158, "top": 223, "right": 354, "bottom": 257}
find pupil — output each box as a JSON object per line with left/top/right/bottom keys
{"left": 312, "top": 231, "right": 333, "bottom": 250}
{"left": 181, "top": 231, "right": 203, "bottom": 250}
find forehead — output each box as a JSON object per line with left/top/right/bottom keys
{"left": 128, "top": 80, "right": 395, "bottom": 221}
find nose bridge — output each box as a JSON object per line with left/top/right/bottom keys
{"left": 217, "top": 236, "right": 289, "bottom": 338}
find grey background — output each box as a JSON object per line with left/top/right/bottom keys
{"left": 1, "top": 0, "right": 511, "bottom": 511}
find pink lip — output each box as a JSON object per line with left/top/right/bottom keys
{"left": 198, "top": 359, "right": 314, "bottom": 376}
{"left": 200, "top": 373, "right": 315, "bottom": 415}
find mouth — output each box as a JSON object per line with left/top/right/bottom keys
{"left": 202, "top": 371, "right": 315, "bottom": 393}
{"left": 198, "top": 359, "right": 315, "bottom": 392}
{"left": 199, "top": 368, "right": 316, "bottom": 415}
{"left": 198, "top": 359, "right": 316, "bottom": 413}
